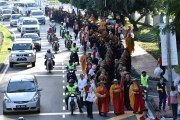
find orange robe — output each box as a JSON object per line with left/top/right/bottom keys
{"left": 110, "top": 83, "right": 124, "bottom": 114}
{"left": 100, "top": 21, "right": 106, "bottom": 31}
{"left": 96, "top": 86, "right": 109, "bottom": 113}
{"left": 80, "top": 54, "right": 88, "bottom": 75}
{"left": 129, "top": 83, "right": 144, "bottom": 113}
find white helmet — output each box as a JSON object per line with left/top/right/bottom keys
{"left": 18, "top": 117, "right": 25, "bottom": 120}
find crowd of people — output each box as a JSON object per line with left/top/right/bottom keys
{"left": 44, "top": 4, "right": 179, "bottom": 120}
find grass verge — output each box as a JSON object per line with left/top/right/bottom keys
{"left": 0, "top": 25, "right": 12, "bottom": 64}
{"left": 136, "top": 41, "right": 180, "bottom": 74}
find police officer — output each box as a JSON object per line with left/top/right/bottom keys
{"left": 66, "top": 60, "right": 76, "bottom": 71}
{"left": 70, "top": 43, "right": 79, "bottom": 65}
{"left": 45, "top": 49, "right": 55, "bottom": 67}
{"left": 140, "top": 71, "right": 149, "bottom": 88}
{"left": 65, "top": 79, "right": 83, "bottom": 113}
{"left": 60, "top": 22, "right": 65, "bottom": 37}
{"left": 64, "top": 31, "right": 72, "bottom": 47}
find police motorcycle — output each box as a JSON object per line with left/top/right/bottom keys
{"left": 49, "top": 20, "right": 56, "bottom": 33}
{"left": 66, "top": 61, "right": 77, "bottom": 83}
{"left": 47, "top": 28, "right": 54, "bottom": 43}
{"left": 62, "top": 28, "right": 66, "bottom": 38}
{"left": 64, "top": 31, "right": 72, "bottom": 50}
{"left": 140, "top": 85, "right": 148, "bottom": 101}
{"left": 52, "top": 40, "right": 59, "bottom": 54}
{"left": 45, "top": 50, "right": 55, "bottom": 73}
{"left": 69, "top": 93, "right": 78, "bottom": 115}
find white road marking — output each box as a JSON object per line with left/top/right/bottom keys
{"left": 0, "top": 111, "right": 115, "bottom": 116}
{"left": 62, "top": 114, "right": 65, "bottom": 118}
{"left": 63, "top": 99, "right": 65, "bottom": 103}
{"left": 63, "top": 92, "right": 65, "bottom": 96}
{"left": 63, "top": 86, "right": 65, "bottom": 89}
{"left": 62, "top": 106, "right": 65, "bottom": 110}
{"left": 62, "top": 80, "right": 65, "bottom": 83}
{"left": 0, "top": 64, "right": 9, "bottom": 82}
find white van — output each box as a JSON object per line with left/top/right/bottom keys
{"left": 12, "top": 0, "right": 40, "bottom": 16}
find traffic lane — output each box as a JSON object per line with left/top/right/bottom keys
{"left": 1, "top": 112, "right": 116, "bottom": 120}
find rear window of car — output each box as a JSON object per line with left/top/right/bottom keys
{"left": 23, "top": 20, "right": 37, "bottom": 25}
{"left": 0, "top": 2, "right": 8, "bottom": 6}
{"left": 3, "top": 10, "right": 11, "bottom": 14}
{"left": 12, "top": 15, "right": 21, "bottom": 19}
{"left": 12, "top": 43, "right": 33, "bottom": 50}
{"left": 31, "top": 11, "right": 43, "bottom": 16}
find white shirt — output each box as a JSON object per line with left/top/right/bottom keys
{"left": 77, "top": 78, "right": 87, "bottom": 90}
{"left": 88, "top": 68, "right": 95, "bottom": 77}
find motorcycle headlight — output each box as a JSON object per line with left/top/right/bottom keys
{"left": 28, "top": 53, "right": 33, "bottom": 57}
{"left": 30, "top": 94, "right": 39, "bottom": 102}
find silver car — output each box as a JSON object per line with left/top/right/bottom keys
{"left": 2, "top": 75, "right": 42, "bottom": 114}
{"left": 0, "top": 8, "right": 12, "bottom": 21}
{"left": 10, "top": 14, "right": 22, "bottom": 27}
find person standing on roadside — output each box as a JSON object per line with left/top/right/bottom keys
{"left": 73, "top": 20, "right": 79, "bottom": 40}
{"left": 170, "top": 86, "right": 178, "bottom": 120}
{"left": 157, "top": 78, "right": 168, "bottom": 112}
{"left": 124, "top": 73, "right": 132, "bottom": 110}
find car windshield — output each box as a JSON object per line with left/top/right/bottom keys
{"left": 27, "top": 3, "right": 37, "bottom": 7}
{"left": 3, "top": 10, "right": 11, "bottom": 14}
{"left": 11, "top": 15, "right": 21, "bottom": 19}
{"left": 23, "top": 20, "right": 37, "bottom": 25}
{"left": 31, "top": 12, "right": 43, "bottom": 16}
{"left": 12, "top": 43, "right": 32, "bottom": 50}
{"left": 23, "top": 35, "right": 39, "bottom": 41}
{"left": 7, "top": 81, "right": 36, "bottom": 93}
{"left": 14, "top": 3, "right": 25, "bottom": 7}
{"left": 0, "top": 2, "right": 8, "bottom": 6}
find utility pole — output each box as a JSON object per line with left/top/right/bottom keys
{"left": 166, "top": 1, "right": 173, "bottom": 90}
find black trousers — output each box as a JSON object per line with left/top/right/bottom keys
{"left": 85, "top": 101, "right": 93, "bottom": 117}
{"left": 74, "top": 30, "right": 78, "bottom": 40}
{"left": 171, "top": 104, "right": 178, "bottom": 120}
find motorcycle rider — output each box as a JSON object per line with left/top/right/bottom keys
{"left": 60, "top": 22, "right": 65, "bottom": 36}
{"left": 70, "top": 43, "right": 79, "bottom": 65}
{"left": 140, "top": 71, "right": 149, "bottom": 100}
{"left": 52, "top": 34, "right": 59, "bottom": 51}
{"left": 64, "top": 31, "right": 72, "bottom": 47}
{"left": 66, "top": 60, "right": 76, "bottom": 71}
{"left": 49, "top": 20, "right": 56, "bottom": 33}
{"left": 44, "top": 49, "right": 55, "bottom": 68}
{"left": 65, "top": 79, "right": 83, "bottom": 113}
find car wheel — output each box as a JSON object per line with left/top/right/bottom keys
{"left": 38, "top": 46, "right": 41, "bottom": 51}
{"left": 3, "top": 110, "right": 8, "bottom": 115}
{"left": 44, "top": 22, "right": 45, "bottom": 25}
{"left": 38, "top": 33, "right": 40, "bottom": 37}
{"left": 21, "top": 33, "right": 23, "bottom": 37}
{"left": 9, "top": 62, "right": 13, "bottom": 68}
{"left": 32, "top": 61, "right": 36, "bottom": 67}
{"left": 36, "top": 108, "right": 40, "bottom": 113}
{"left": 10, "top": 24, "right": 13, "bottom": 27}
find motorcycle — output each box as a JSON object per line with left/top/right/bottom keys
{"left": 52, "top": 41, "right": 59, "bottom": 54}
{"left": 140, "top": 85, "right": 148, "bottom": 101}
{"left": 46, "top": 58, "right": 54, "bottom": 73}
{"left": 68, "top": 94, "right": 78, "bottom": 115}
{"left": 66, "top": 39, "right": 72, "bottom": 50}
{"left": 47, "top": 33, "right": 53, "bottom": 43}
{"left": 70, "top": 52, "right": 78, "bottom": 64}
{"left": 66, "top": 69, "right": 77, "bottom": 83}
{"left": 61, "top": 28, "right": 66, "bottom": 38}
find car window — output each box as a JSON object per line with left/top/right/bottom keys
{"left": 3, "top": 10, "right": 11, "bottom": 14}
{"left": 7, "top": 81, "right": 36, "bottom": 93}
{"left": 0, "top": 2, "right": 8, "bottom": 6}
{"left": 12, "top": 43, "right": 33, "bottom": 50}
{"left": 14, "top": 3, "right": 25, "bottom": 7}
{"left": 31, "top": 11, "right": 43, "bottom": 16}
{"left": 12, "top": 15, "right": 21, "bottom": 19}
{"left": 23, "top": 20, "right": 37, "bottom": 25}
{"left": 27, "top": 3, "right": 37, "bottom": 7}
{"left": 23, "top": 35, "right": 39, "bottom": 41}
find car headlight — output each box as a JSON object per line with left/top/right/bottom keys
{"left": 4, "top": 95, "right": 12, "bottom": 103}
{"left": 30, "top": 94, "right": 39, "bottom": 102}
{"left": 10, "top": 54, "right": 16, "bottom": 57}
{"left": 28, "top": 53, "right": 33, "bottom": 57}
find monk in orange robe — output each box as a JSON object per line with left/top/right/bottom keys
{"left": 100, "top": 19, "right": 107, "bottom": 31}
{"left": 110, "top": 79, "right": 124, "bottom": 115}
{"left": 80, "top": 52, "right": 88, "bottom": 75}
{"left": 96, "top": 81, "right": 109, "bottom": 117}
{"left": 129, "top": 79, "right": 144, "bottom": 113}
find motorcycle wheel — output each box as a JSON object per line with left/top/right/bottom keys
{"left": 71, "top": 106, "right": 73, "bottom": 115}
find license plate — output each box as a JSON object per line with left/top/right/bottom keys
{"left": 16, "top": 105, "right": 26, "bottom": 108}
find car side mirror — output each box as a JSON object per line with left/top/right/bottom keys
{"left": 8, "top": 48, "right": 11, "bottom": 51}
{"left": 38, "top": 88, "right": 42, "bottom": 91}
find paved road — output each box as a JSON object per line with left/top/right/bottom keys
{"left": 0, "top": 18, "right": 137, "bottom": 120}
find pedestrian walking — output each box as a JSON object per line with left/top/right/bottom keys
{"left": 80, "top": 52, "right": 88, "bottom": 75}
{"left": 77, "top": 74, "right": 87, "bottom": 108}
{"left": 124, "top": 73, "right": 132, "bottom": 110}
{"left": 154, "top": 109, "right": 165, "bottom": 120}
{"left": 83, "top": 79, "right": 96, "bottom": 119}
{"left": 169, "top": 86, "right": 178, "bottom": 120}
{"left": 73, "top": 20, "right": 79, "bottom": 40}
{"left": 157, "top": 78, "right": 168, "bottom": 112}
{"left": 96, "top": 81, "right": 109, "bottom": 117}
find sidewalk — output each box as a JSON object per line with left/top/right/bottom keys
{"left": 132, "top": 44, "right": 157, "bottom": 78}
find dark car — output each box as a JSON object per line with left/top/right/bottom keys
{"left": 22, "top": 33, "right": 41, "bottom": 51}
